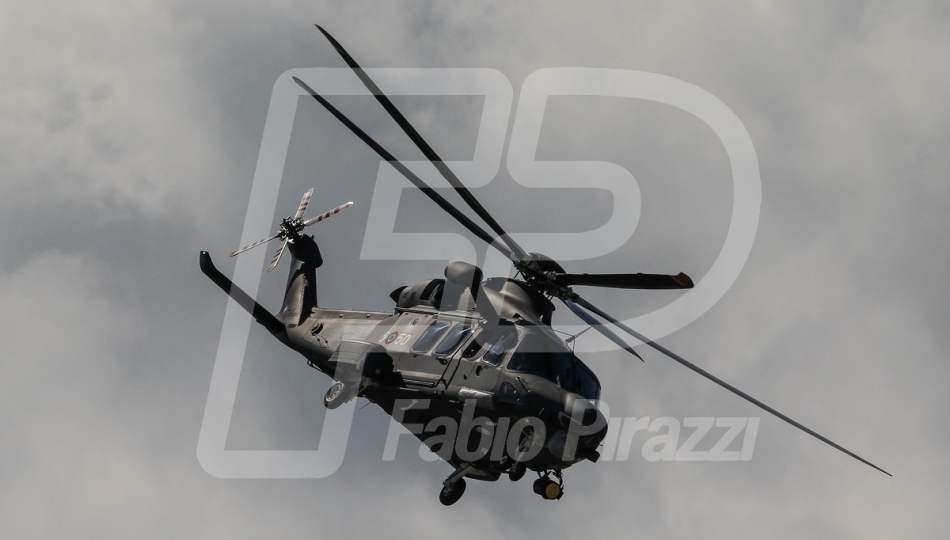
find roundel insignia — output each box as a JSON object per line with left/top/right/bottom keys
{"left": 385, "top": 332, "right": 399, "bottom": 344}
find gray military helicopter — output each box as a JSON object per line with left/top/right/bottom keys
{"left": 200, "top": 26, "right": 890, "bottom": 506}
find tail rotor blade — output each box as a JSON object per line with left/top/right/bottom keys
{"left": 565, "top": 293, "right": 892, "bottom": 476}
{"left": 266, "top": 239, "right": 288, "bottom": 273}
{"left": 302, "top": 201, "right": 355, "bottom": 228}
{"left": 230, "top": 232, "right": 280, "bottom": 257}
{"left": 293, "top": 188, "right": 315, "bottom": 220}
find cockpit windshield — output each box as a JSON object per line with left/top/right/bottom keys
{"left": 574, "top": 361, "right": 601, "bottom": 401}
{"left": 506, "top": 333, "right": 575, "bottom": 390}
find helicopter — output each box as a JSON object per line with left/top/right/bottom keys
{"left": 200, "top": 26, "right": 890, "bottom": 506}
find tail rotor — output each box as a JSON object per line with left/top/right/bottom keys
{"left": 229, "top": 188, "right": 354, "bottom": 272}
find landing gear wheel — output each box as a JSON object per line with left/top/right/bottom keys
{"left": 323, "top": 381, "right": 350, "bottom": 409}
{"left": 439, "top": 478, "right": 466, "bottom": 506}
{"left": 532, "top": 471, "right": 564, "bottom": 500}
{"left": 508, "top": 463, "right": 526, "bottom": 482}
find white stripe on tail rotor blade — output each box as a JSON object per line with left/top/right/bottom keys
{"left": 230, "top": 232, "right": 280, "bottom": 257}
{"left": 303, "top": 201, "right": 354, "bottom": 228}
{"left": 293, "top": 188, "right": 314, "bottom": 220}
{"left": 266, "top": 239, "right": 288, "bottom": 272}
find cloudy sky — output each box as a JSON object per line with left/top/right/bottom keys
{"left": 3, "top": 1, "right": 948, "bottom": 538}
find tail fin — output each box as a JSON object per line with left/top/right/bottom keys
{"left": 280, "top": 234, "right": 323, "bottom": 324}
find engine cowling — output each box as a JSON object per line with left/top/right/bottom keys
{"left": 390, "top": 279, "right": 444, "bottom": 309}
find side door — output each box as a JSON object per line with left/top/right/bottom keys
{"left": 448, "top": 326, "right": 518, "bottom": 395}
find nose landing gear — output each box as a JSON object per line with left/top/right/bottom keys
{"left": 532, "top": 470, "right": 564, "bottom": 500}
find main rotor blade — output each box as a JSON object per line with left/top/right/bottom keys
{"left": 266, "top": 238, "right": 288, "bottom": 273}
{"left": 568, "top": 293, "right": 892, "bottom": 476}
{"left": 302, "top": 201, "right": 354, "bottom": 228}
{"left": 563, "top": 299, "right": 642, "bottom": 361}
{"left": 555, "top": 272, "right": 694, "bottom": 290}
{"left": 293, "top": 76, "right": 514, "bottom": 262}
{"left": 315, "top": 25, "right": 530, "bottom": 263}
{"left": 293, "top": 188, "right": 314, "bottom": 220}
{"left": 230, "top": 232, "right": 281, "bottom": 257}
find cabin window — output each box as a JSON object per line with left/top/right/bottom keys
{"left": 410, "top": 321, "right": 451, "bottom": 353}
{"left": 433, "top": 324, "right": 472, "bottom": 356}
{"left": 482, "top": 329, "right": 517, "bottom": 366}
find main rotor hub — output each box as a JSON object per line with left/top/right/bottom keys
{"left": 519, "top": 252, "right": 566, "bottom": 275}
{"left": 517, "top": 252, "right": 568, "bottom": 298}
